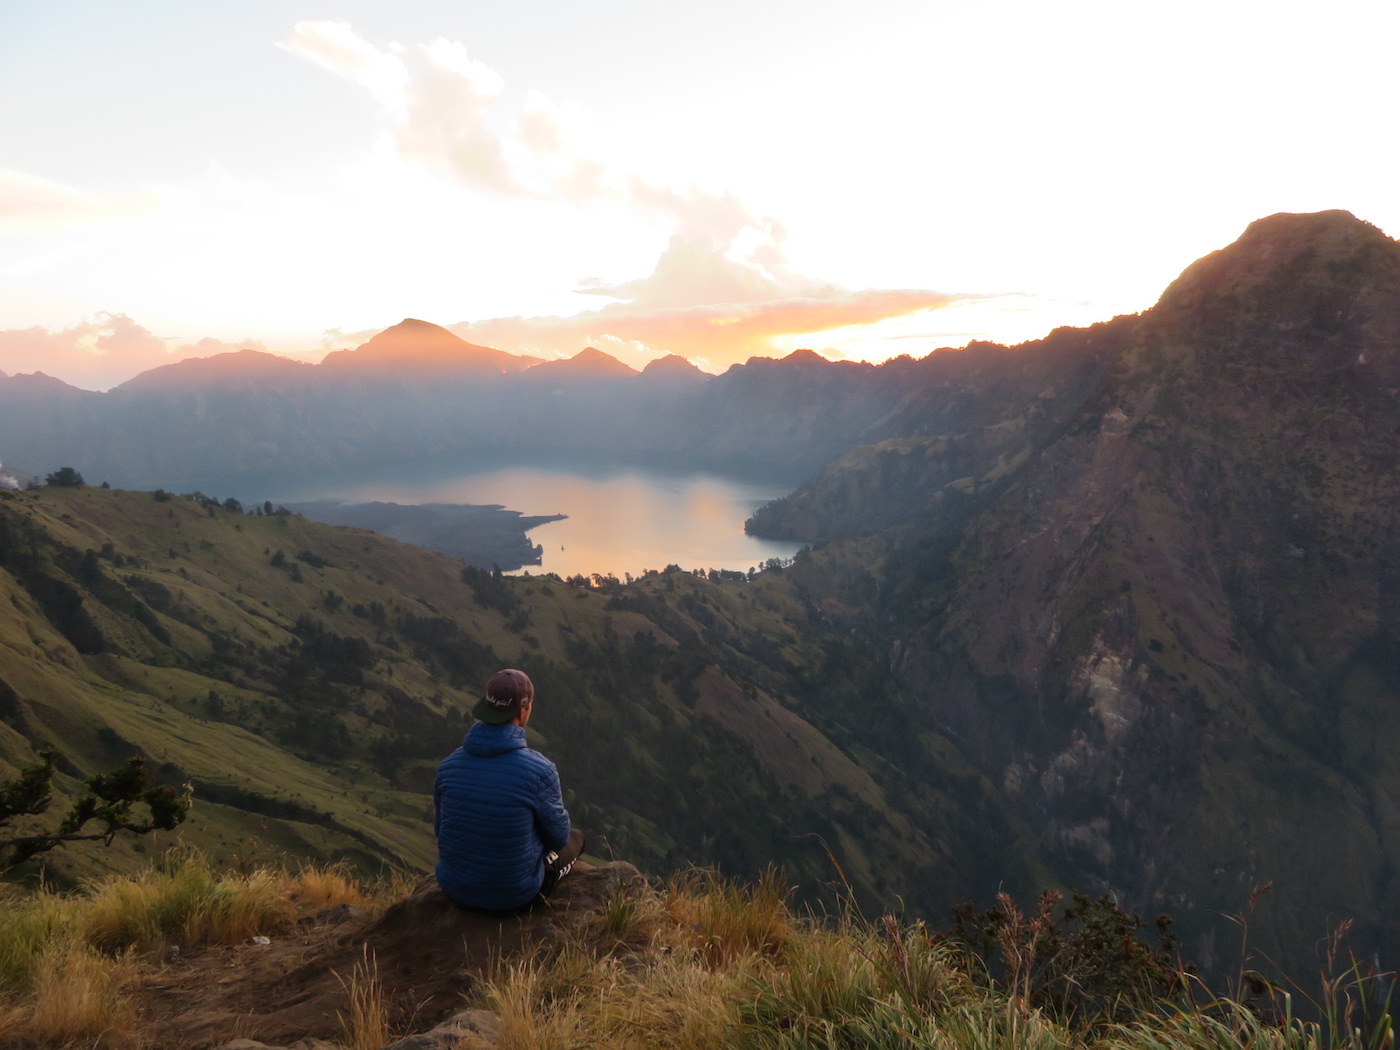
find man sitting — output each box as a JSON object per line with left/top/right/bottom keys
{"left": 434, "top": 668, "right": 585, "bottom": 911}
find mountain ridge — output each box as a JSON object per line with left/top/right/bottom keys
{"left": 751, "top": 208, "right": 1400, "bottom": 972}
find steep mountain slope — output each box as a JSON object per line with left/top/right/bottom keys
{"left": 760, "top": 211, "right": 1400, "bottom": 971}
{"left": 746, "top": 324, "right": 1126, "bottom": 539}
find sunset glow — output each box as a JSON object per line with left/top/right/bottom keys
{"left": 2, "top": 0, "right": 1397, "bottom": 387}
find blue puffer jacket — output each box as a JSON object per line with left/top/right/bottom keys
{"left": 433, "top": 722, "right": 572, "bottom": 911}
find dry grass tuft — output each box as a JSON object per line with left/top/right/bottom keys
{"left": 288, "top": 863, "right": 369, "bottom": 910}
{"left": 482, "top": 953, "right": 589, "bottom": 1050}
{"left": 665, "top": 867, "right": 792, "bottom": 967}
{"left": 189, "top": 868, "right": 295, "bottom": 945}
{"left": 592, "top": 948, "right": 744, "bottom": 1050}
{"left": 337, "top": 947, "right": 391, "bottom": 1050}
{"left": 479, "top": 943, "right": 748, "bottom": 1050}
{"left": 0, "top": 887, "right": 74, "bottom": 992}
{"left": 26, "top": 941, "right": 138, "bottom": 1048}
{"left": 583, "top": 871, "right": 666, "bottom": 951}
{"left": 367, "top": 867, "right": 422, "bottom": 917}
{"left": 0, "top": 1001, "right": 26, "bottom": 1047}
{"left": 81, "top": 853, "right": 294, "bottom": 953}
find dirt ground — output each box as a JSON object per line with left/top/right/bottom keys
{"left": 134, "top": 861, "right": 647, "bottom": 1048}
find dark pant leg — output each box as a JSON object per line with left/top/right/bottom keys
{"left": 540, "top": 827, "right": 585, "bottom": 897}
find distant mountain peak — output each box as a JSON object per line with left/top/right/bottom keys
{"left": 734, "top": 348, "right": 836, "bottom": 373}
{"left": 367, "top": 318, "right": 459, "bottom": 344}
{"left": 525, "top": 347, "right": 638, "bottom": 378}
{"left": 640, "top": 354, "right": 708, "bottom": 380}
{"left": 355, "top": 318, "right": 487, "bottom": 356}
{"left": 574, "top": 347, "right": 636, "bottom": 372}
{"left": 322, "top": 318, "right": 532, "bottom": 374}
{"left": 1155, "top": 209, "right": 1397, "bottom": 320}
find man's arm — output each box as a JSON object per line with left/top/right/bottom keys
{"left": 533, "top": 765, "right": 571, "bottom": 852}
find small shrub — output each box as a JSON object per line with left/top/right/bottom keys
{"left": 950, "top": 889, "right": 1188, "bottom": 1027}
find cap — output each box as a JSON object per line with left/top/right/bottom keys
{"left": 472, "top": 668, "right": 534, "bottom": 725}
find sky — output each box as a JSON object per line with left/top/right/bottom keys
{"left": 2, "top": 0, "right": 1397, "bottom": 389}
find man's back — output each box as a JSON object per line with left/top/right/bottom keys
{"left": 434, "top": 720, "right": 571, "bottom": 911}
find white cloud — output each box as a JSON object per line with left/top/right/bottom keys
{"left": 278, "top": 21, "right": 408, "bottom": 114}
{"left": 0, "top": 168, "right": 159, "bottom": 234}
{"left": 515, "top": 90, "right": 565, "bottom": 155}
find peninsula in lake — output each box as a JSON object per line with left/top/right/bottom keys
{"left": 283, "top": 500, "right": 564, "bottom": 571}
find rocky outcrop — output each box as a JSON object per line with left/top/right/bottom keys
{"left": 214, "top": 1008, "right": 501, "bottom": 1050}
{"left": 156, "top": 862, "right": 650, "bottom": 1049}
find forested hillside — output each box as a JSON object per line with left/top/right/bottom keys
{"left": 0, "top": 482, "right": 1008, "bottom": 921}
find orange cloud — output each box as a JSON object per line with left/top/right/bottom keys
{"left": 0, "top": 315, "right": 264, "bottom": 391}
{"left": 450, "top": 229, "right": 959, "bottom": 369}
{"left": 453, "top": 288, "right": 956, "bottom": 370}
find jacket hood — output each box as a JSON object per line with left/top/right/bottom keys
{"left": 464, "top": 721, "right": 528, "bottom": 758}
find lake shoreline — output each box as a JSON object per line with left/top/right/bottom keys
{"left": 279, "top": 464, "right": 804, "bottom": 578}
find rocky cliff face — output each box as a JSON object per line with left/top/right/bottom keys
{"left": 770, "top": 211, "right": 1400, "bottom": 971}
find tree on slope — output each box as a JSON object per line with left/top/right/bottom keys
{"left": 0, "top": 748, "right": 190, "bottom": 868}
{"left": 43, "top": 466, "right": 85, "bottom": 487}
